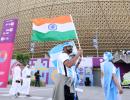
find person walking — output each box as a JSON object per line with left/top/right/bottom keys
{"left": 34, "top": 70, "right": 41, "bottom": 87}
{"left": 9, "top": 62, "right": 23, "bottom": 97}
{"left": 101, "top": 52, "right": 123, "bottom": 100}
{"left": 52, "top": 42, "right": 83, "bottom": 100}
{"left": 21, "top": 64, "right": 32, "bottom": 97}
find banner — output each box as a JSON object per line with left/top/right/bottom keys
{"left": 79, "top": 57, "right": 93, "bottom": 68}
{"left": 0, "top": 19, "right": 18, "bottom": 43}
{"left": 9, "top": 58, "right": 93, "bottom": 86}
{"left": 0, "top": 43, "right": 14, "bottom": 87}
{"left": 93, "top": 57, "right": 103, "bottom": 67}
{"left": 0, "top": 19, "right": 18, "bottom": 88}
{"left": 29, "top": 58, "right": 57, "bottom": 84}
{"left": 9, "top": 58, "right": 58, "bottom": 85}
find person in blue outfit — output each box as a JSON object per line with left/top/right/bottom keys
{"left": 100, "top": 52, "right": 123, "bottom": 100}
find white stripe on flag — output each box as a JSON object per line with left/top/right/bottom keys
{"left": 33, "top": 22, "right": 75, "bottom": 33}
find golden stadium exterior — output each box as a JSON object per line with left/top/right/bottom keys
{"left": 0, "top": 0, "right": 130, "bottom": 57}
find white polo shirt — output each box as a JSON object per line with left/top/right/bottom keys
{"left": 57, "top": 52, "right": 69, "bottom": 76}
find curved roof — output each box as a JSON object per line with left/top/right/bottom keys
{"left": 0, "top": 0, "right": 130, "bottom": 57}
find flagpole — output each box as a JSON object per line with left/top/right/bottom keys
{"left": 97, "top": 47, "right": 99, "bottom": 57}
{"left": 30, "top": 42, "right": 35, "bottom": 58}
{"left": 69, "top": 15, "right": 81, "bottom": 49}
{"left": 96, "top": 32, "right": 99, "bottom": 57}
{"left": 69, "top": 15, "right": 83, "bottom": 61}
{"left": 75, "top": 31, "right": 81, "bottom": 49}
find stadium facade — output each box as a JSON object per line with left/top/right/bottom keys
{"left": 0, "top": 0, "right": 130, "bottom": 57}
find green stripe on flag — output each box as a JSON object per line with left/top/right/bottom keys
{"left": 31, "top": 30, "right": 76, "bottom": 41}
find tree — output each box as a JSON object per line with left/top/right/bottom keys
{"left": 15, "top": 52, "right": 30, "bottom": 66}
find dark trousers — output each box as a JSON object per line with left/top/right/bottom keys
{"left": 35, "top": 80, "right": 40, "bottom": 87}
{"left": 64, "top": 85, "right": 74, "bottom": 100}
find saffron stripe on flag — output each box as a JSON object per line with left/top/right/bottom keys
{"left": 32, "top": 16, "right": 72, "bottom": 26}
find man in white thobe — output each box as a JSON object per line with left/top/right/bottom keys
{"left": 21, "top": 64, "right": 32, "bottom": 97}
{"left": 9, "top": 62, "right": 22, "bottom": 97}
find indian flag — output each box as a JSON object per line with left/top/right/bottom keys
{"left": 31, "top": 15, "right": 77, "bottom": 41}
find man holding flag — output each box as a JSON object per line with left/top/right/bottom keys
{"left": 52, "top": 42, "right": 82, "bottom": 100}
{"left": 31, "top": 15, "right": 82, "bottom": 100}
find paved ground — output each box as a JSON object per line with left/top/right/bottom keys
{"left": 0, "top": 85, "right": 129, "bottom": 100}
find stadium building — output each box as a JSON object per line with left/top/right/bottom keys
{"left": 0, "top": 0, "right": 130, "bottom": 57}
{"left": 0, "top": 0, "right": 130, "bottom": 86}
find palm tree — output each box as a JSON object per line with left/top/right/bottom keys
{"left": 15, "top": 52, "right": 30, "bottom": 66}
